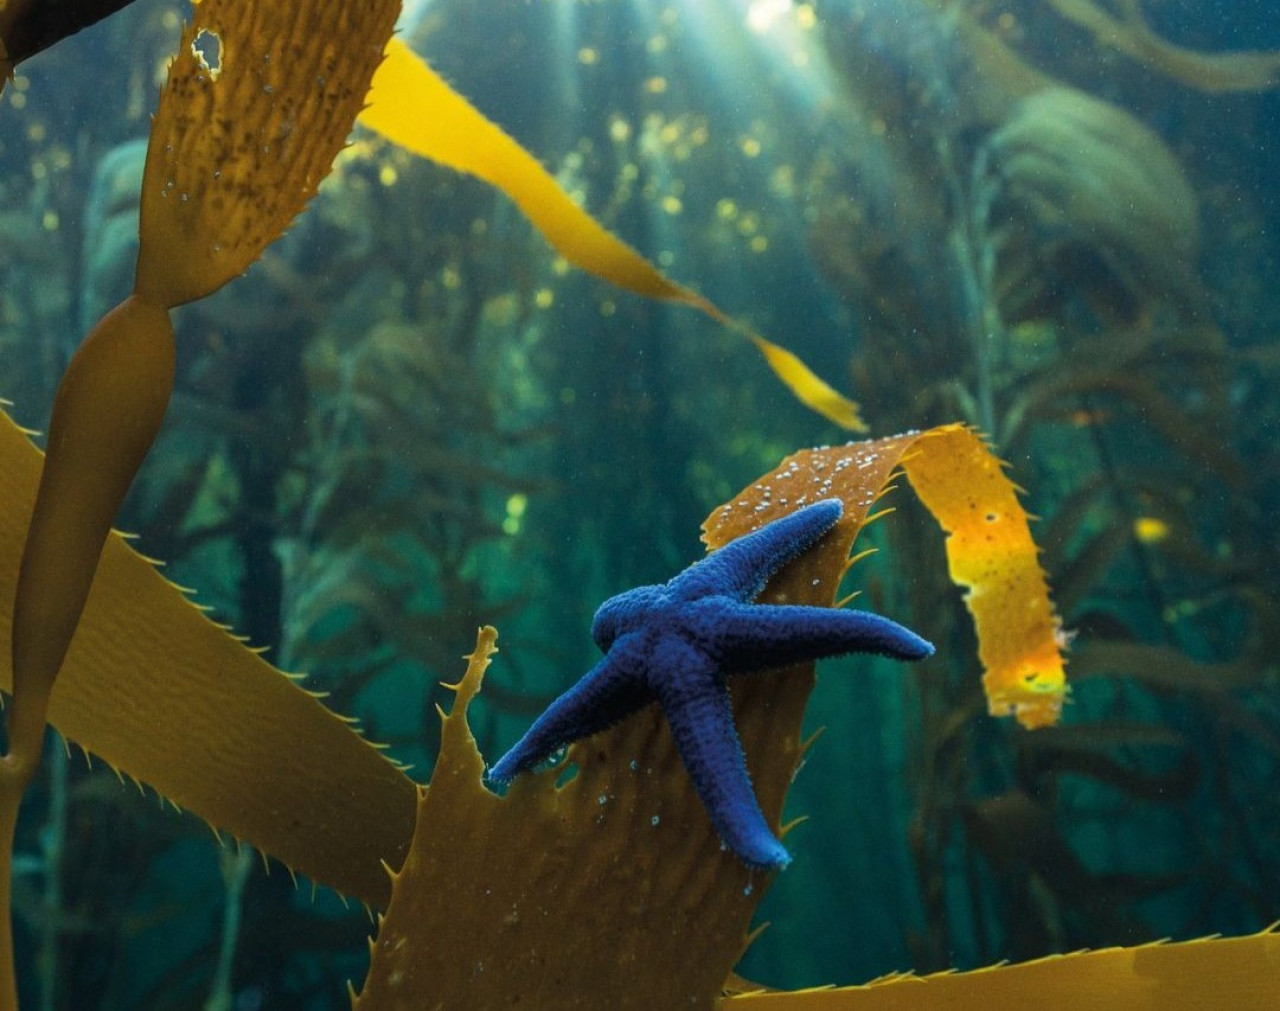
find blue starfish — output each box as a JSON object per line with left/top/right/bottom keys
{"left": 486, "top": 499, "right": 933, "bottom": 869}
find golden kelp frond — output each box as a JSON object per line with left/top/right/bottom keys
{"left": 355, "top": 447, "right": 916, "bottom": 1007}
{"left": 0, "top": 408, "right": 417, "bottom": 908}
{"left": 721, "top": 926, "right": 1280, "bottom": 1009}
{"left": 137, "top": 0, "right": 400, "bottom": 308}
{"left": 11, "top": 0, "right": 397, "bottom": 745}
{"left": 7, "top": 0, "right": 402, "bottom": 803}
{"left": 358, "top": 37, "right": 866, "bottom": 431}
{"left": 1047, "top": 0, "right": 1280, "bottom": 93}
{"left": 710, "top": 425, "right": 1063, "bottom": 729}
{"left": 898, "top": 429, "right": 1065, "bottom": 727}
{"left": 356, "top": 424, "right": 1060, "bottom": 1007}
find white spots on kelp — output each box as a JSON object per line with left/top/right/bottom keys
{"left": 717, "top": 445, "right": 893, "bottom": 529}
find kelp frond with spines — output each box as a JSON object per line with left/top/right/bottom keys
{"left": 0, "top": 407, "right": 417, "bottom": 908}
{"left": 722, "top": 927, "right": 1280, "bottom": 1008}
{"left": 353, "top": 424, "right": 1066, "bottom": 1007}
{"left": 353, "top": 426, "right": 1273, "bottom": 1006}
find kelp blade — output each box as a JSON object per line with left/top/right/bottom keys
{"left": 356, "top": 424, "right": 1058, "bottom": 1006}
{"left": 897, "top": 426, "right": 1065, "bottom": 727}
{"left": 706, "top": 423, "right": 1066, "bottom": 729}
{"left": 17, "top": 0, "right": 402, "bottom": 698}
{"left": 0, "top": 410, "right": 417, "bottom": 907}
{"left": 136, "top": 0, "right": 400, "bottom": 308}
{"left": 356, "top": 448, "right": 905, "bottom": 1006}
{"left": 359, "top": 37, "right": 865, "bottom": 431}
{"left": 722, "top": 927, "right": 1280, "bottom": 1008}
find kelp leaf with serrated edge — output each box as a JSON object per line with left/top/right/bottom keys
{"left": 722, "top": 927, "right": 1280, "bottom": 1008}
{"left": 355, "top": 423, "right": 1066, "bottom": 1007}
{"left": 0, "top": 409, "right": 416, "bottom": 908}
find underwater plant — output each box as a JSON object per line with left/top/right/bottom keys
{"left": 0, "top": 0, "right": 1274, "bottom": 1003}
{"left": 805, "top": 0, "right": 1277, "bottom": 975}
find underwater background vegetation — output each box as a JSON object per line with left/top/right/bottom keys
{"left": 0, "top": 0, "right": 1276, "bottom": 1006}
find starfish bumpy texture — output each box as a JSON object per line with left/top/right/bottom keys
{"left": 486, "top": 499, "right": 934, "bottom": 869}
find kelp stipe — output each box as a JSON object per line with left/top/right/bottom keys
{"left": 0, "top": 0, "right": 400, "bottom": 1003}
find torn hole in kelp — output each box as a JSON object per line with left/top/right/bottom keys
{"left": 192, "top": 29, "right": 221, "bottom": 79}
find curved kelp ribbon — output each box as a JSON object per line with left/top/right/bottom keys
{"left": 359, "top": 37, "right": 867, "bottom": 433}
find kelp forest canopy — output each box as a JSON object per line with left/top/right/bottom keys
{"left": 0, "top": 0, "right": 1276, "bottom": 1008}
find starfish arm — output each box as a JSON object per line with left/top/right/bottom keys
{"left": 672, "top": 499, "right": 843, "bottom": 602}
{"left": 700, "top": 601, "right": 934, "bottom": 671}
{"left": 487, "top": 634, "right": 651, "bottom": 783}
{"left": 652, "top": 636, "right": 792, "bottom": 870}
{"left": 591, "top": 584, "right": 664, "bottom": 652}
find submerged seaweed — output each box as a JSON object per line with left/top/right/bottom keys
{"left": 0, "top": 0, "right": 1275, "bottom": 1007}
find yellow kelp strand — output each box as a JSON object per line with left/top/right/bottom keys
{"left": 722, "top": 927, "right": 1280, "bottom": 1009}
{"left": 359, "top": 37, "right": 866, "bottom": 431}
{"left": 897, "top": 426, "right": 1066, "bottom": 728}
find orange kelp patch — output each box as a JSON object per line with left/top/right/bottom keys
{"left": 722, "top": 927, "right": 1280, "bottom": 1009}
{"left": 706, "top": 423, "right": 1065, "bottom": 729}
{"left": 0, "top": 409, "right": 416, "bottom": 907}
{"left": 137, "top": 1, "right": 400, "bottom": 308}
{"left": 358, "top": 37, "right": 866, "bottom": 431}
{"left": 895, "top": 427, "right": 1065, "bottom": 728}
{"left": 356, "top": 424, "right": 1061, "bottom": 1007}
